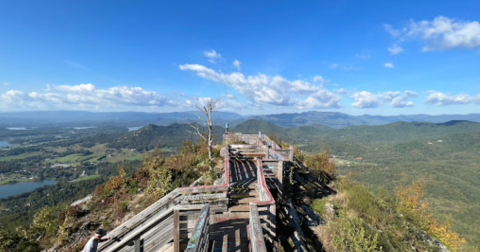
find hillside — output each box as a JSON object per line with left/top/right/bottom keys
{"left": 106, "top": 123, "right": 225, "bottom": 151}
{"left": 252, "top": 111, "right": 480, "bottom": 128}
{"left": 332, "top": 130, "right": 480, "bottom": 246}
{"left": 233, "top": 119, "right": 480, "bottom": 246}
{"left": 0, "top": 122, "right": 479, "bottom": 251}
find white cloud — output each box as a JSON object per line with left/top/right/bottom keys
{"left": 179, "top": 64, "right": 341, "bottom": 109}
{"left": 233, "top": 60, "right": 241, "bottom": 71}
{"left": 204, "top": 49, "right": 223, "bottom": 63}
{"left": 388, "top": 90, "right": 417, "bottom": 107}
{"left": 351, "top": 90, "right": 417, "bottom": 108}
{"left": 298, "top": 90, "right": 341, "bottom": 109}
{"left": 0, "top": 84, "right": 180, "bottom": 111}
{"left": 351, "top": 91, "right": 383, "bottom": 108}
{"left": 383, "top": 24, "right": 401, "bottom": 37}
{"left": 384, "top": 62, "right": 395, "bottom": 68}
{"left": 313, "top": 75, "right": 327, "bottom": 85}
{"left": 385, "top": 16, "right": 480, "bottom": 51}
{"left": 334, "top": 88, "right": 349, "bottom": 95}
{"left": 388, "top": 44, "right": 404, "bottom": 55}
{"left": 330, "top": 63, "right": 338, "bottom": 68}
{"left": 425, "top": 91, "right": 480, "bottom": 105}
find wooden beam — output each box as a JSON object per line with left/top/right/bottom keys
{"left": 134, "top": 237, "right": 142, "bottom": 252}
{"left": 174, "top": 209, "right": 180, "bottom": 252}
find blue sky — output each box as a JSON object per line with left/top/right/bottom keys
{"left": 1, "top": 0, "right": 479, "bottom": 115}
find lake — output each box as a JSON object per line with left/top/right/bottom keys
{"left": 7, "top": 127, "right": 28, "bottom": 130}
{"left": 0, "top": 180, "right": 56, "bottom": 199}
{"left": 73, "top": 126, "right": 96, "bottom": 130}
{"left": 128, "top": 126, "right": 143, "bottom": 131}
{"left": 0, "top": 141, "right": 11, "bottom": 148}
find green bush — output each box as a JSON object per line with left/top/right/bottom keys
{"left": 332, "top": 216, "right": 382, "bottom": 252}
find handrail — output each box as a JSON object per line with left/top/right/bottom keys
{"left": 186, "top": 205, "right": 210, "bottom": 252}
{"left": 259, "top": 135, "right": 288, "bottom": 160}
{"left": 252, "top": 159, "right": 275, "bottom": 205}
{"left": 98, "top": 188, "right": 182, "bottom": 251}
{"left": 249, "top": 157, "right": 276, "bottom": 252}
{"left": 98, "top": 144, "right": 231, "bottom": 251}
{"left": 249, "top": 204, "right": 268, "bottom": 252}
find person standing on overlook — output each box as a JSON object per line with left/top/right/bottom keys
{"left": 225, "top": 122, "right": 229, "bottom": 134}
{"left": 81, "top": 229, "right": 111, "bottom": 252}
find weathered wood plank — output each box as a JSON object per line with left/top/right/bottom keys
{"left": 174, "top": 210, "right": 180, "bottom": 252}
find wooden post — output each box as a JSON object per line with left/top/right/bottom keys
{"left": 174, "top": 209, "right": 180, "bottom": 252}
{"left": 134, "top": 237, "right": 142, "bottom": 252}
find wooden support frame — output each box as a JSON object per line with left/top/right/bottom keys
{"left": 173, "top": 209, "right": 180, "bottom": 252}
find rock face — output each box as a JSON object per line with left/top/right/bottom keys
{"left": 416, "top": 231, "right": 450, "bottom": 252}
{"left": 324, "top": 202, "right": 336, "bottom": 221}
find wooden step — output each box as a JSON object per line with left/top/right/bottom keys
{"left": 228, "top": 205, "right": 251, "bottom": 212}
{"left": 235, "top": 197, "right": 260, "bottom": 204}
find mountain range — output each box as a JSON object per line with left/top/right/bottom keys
{"left": 2, "top": 110, "right": 480, "bottom": 128}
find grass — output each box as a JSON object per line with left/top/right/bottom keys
{"left": 311, "top": 198, "right": 329, "bottom": 216}
{"left": 0, "top": 177, "right": 33, "bottom": 185}
{"left": 75, "top": 174, "right": 100, "bottom": 182}
{"left": 315, "top": 178, "right": 438, "bottom": 252}
{"left": 0, "top": 152, "right": 42, "bottom": 161}
{"left": 49, "top": 146, "right": 145, "bottom": 164}
{"left": 53, "top": 153, "right": 84, "bottom": 163}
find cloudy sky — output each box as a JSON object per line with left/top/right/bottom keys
{"left": 1, "top": 0, "right": 479, "bottom": 115}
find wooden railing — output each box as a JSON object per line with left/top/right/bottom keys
{"left": 249, "top": 158, "right": 276, "bottom": 252}
{"left": 98, "top": 145, "right": 231, "bottom": 252}
{"left": 186, "top": 205, "right": 210, "bottom": 252}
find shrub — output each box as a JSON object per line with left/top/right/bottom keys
{"left": 331, "top": 216, "right": 382, "bottom": 252}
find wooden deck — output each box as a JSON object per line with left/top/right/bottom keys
{"left": 208, "top": 160, "right": 260, "bottom": 251}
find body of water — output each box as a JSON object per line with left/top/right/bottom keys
{"left": 128, "top": 126, "right": 143, "bottom": 131}
{"left": 73, "top": 126, "right": 96, "bottom": 130}
{"left": 0, "top": 180, "right": 56, "bottom": 199}
{"left": 0, "top": 141, "right": 11, "bottom": 148}
{"left": 7, "top": 127, "right": 28, "bottom": 130}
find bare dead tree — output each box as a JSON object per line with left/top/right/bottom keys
{"left": 188, "top": 98, "right": 222, "bottom": 174}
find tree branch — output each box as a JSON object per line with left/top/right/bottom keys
{"left": 188, "top": 123, "right": 207, "bottom": 141}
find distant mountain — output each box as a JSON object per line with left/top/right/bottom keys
{"left": 0, "top": 111, "right": 246, "bottom": 128}
{"left": 326, "top": 120, "right": 480, "bottom": 144}
{"left": 251, "top": 111, "right": 480, "bottom": 128}
{"left": 232, "top": 119, "right": 332, "bottom": 142}
{"left": 233, "top": 119, "right": 480, "bottom": 145}
{"left": 2, "top": 110, "right": 480, "bottom": 129}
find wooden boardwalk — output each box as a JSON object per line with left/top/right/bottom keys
{"left": 208, "top": 160, "right": 259, "bottom": 251}
{"left": 97, "top": 134, "right": 290, "bottom": 252}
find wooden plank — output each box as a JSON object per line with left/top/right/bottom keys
{"left": 222, "top": 234, "right": 228, "bottom": 252}
{"left": 186, "top": 205, "right": 210, "bottom": 252}
{"left": 174, "top": 210, "right": 180, "bottom": 252}
{"left": 134, "top": 237, "right": 142, "bottom": 252}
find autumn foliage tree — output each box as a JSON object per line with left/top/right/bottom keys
{"left": 305, "top": 148, "right": 337, "bottom": 183}
{"left": 397, "top": 181, "right": 467, "bottom": 250}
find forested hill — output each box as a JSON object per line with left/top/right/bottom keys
{"left": 106, "top": 123, "right": 225, "bottom": 151}
{"left": 233, "top": 119, "right": 480, "bottom": 144}
{"left": 329, "top": 120, "right": 480, "bottom": 143}
{"left": 232, "top": 119, "right": 332, "bottom": 142}
{"left": 57, "top": 119, "right": 480, "bottom": 152}
{"left": 251, "top": 111, "right": 480, "bottom": 128}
